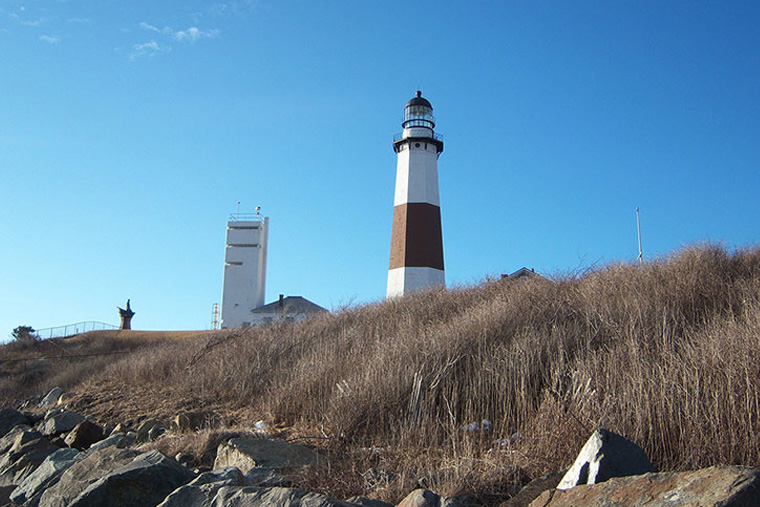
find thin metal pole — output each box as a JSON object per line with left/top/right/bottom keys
{"left": 636, "top": 207, "right": 643, "bottom": 265}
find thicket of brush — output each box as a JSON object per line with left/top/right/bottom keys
{"left": 3, "top": 243, "right": 760, "bottom": 502}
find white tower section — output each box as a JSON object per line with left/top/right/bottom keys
{"left": 387, "top": 91, "right": 445, "bottom": 298}
{"left": 221, "top": 211, "right": 269, "bottom": 329}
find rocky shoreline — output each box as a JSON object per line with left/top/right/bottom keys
{"left": 0, "top": 388, "right": 758, "bottom": 507}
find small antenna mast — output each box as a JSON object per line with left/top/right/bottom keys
{"left": 211, "top": 303, "right": 219, "bottom": 330}
{"left": 636, "top": 207, "right": 643, "bottom": 265}
{"left": 237, "top": 201, "right": 240, "bottom": 217}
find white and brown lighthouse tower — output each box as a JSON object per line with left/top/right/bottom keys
{"left": 387, "top": 91, "right": 445, "bottom": 298}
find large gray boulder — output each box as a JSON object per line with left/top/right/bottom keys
{"left": 208, "top": 485, "right": 356, "bottom": 506}
{"left": 157, "top": 467, "right": 248, "bottom": 507}
{"left": 529, "top": 465, "right": 760, "bottom": 506}
{"left": 214, "top": 436, "right": 318, "bottom": 473}
{"left": 38, "top": 411, "right": 86, "bottom": 437}
{"left": 9, "top": 448, "right": 80, "bottom": 507}
{"left": 87, "top": 432, "right": 136, "bottom": 452}
{"left": 345, "top": 497, "right": 393, "bottom": 507}
{"left": 191, "top": 467, "right": 247, "bottom": 487}
{"left": 0, "top": 408, "right": 30, "bottom": 437}
{"left": 0, "top": 432, "right": 59, "bottom": 487}
{"left": 244, "top": 466, "right": 290, "bottom": 487}
{"left": 38, "top": 447, "right": 143, "bottom": 507}
{"left": 556, "top": 428, "right": 653, "bottom": 490}
{"left": 396, "top": 489, "right": 465, "bottom": 507}
{"left": 0, "top": 425, "right": 36, "bottom": 455}
{"left": 38, "top": 387, "right": 64, "bottom": 408}
{"left": 157, "top": 466, "right": 292, "bottom": 507}
{"left": 64, "top": 450, "right": 196, "bottom": 507}
{"left": 156, "top": 481, "right": 227, "bottom": 507}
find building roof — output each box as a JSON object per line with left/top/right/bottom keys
{"left": 501, "top": 267, "right": 545, "bottom": 281}
{"left": 250, "top": 296, "right": 328, "bottom": 315}
{"left": 406, "top": 90, "right": 432, "bottom": 109}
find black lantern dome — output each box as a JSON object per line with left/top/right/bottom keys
{"left": 402, "top": 91, "right": 436, "bottom": 129}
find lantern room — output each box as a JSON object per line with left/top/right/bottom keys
{"left": 402, "top": 90, "right": 436, "bottom": 130}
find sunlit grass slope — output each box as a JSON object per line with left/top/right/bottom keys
{"left": 3, "top": 244, "right": 760, "bottom": 501}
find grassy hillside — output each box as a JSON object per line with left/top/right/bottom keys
{"left": 3, "top": 243, "right": 760, "bottom": 503}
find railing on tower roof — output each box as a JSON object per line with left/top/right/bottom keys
{"left": 228, "top": 212, "right": 265, "bottom": 222}
{"left": 393, "top": 132, "right": 444, "bottom": 143}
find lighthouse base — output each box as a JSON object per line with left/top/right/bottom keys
{"left": 387, "top": 267, "right": 445, "bottom": 298}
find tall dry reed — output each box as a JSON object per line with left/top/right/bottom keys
{"left": 5, "top": 243, "right": 760, "bottom": 501}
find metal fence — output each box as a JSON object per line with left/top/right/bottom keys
{"left": 34, "top": 321, "right": 118, "bottom": 340}
{"left": 392, "top": 131, "right": 444, "bottom": 143}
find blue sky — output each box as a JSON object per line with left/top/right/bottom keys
{"left": 2, "top": 1, "right": 759, "bottom": 338}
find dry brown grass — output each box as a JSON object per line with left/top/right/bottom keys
{"left": 3, "top": 243, "right": 760, "bottom": 504}
{"left": 0, "top": 331, "right": 196, "bottom": 404}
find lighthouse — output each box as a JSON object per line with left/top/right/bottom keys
{"left": 387, "top": 91, "right": 445, "bottom": 297}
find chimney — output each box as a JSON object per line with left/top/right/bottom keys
{"left": 279, "top": 294, "right": 284, "bottom": 307}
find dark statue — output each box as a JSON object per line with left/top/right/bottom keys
{"left": 118, "top": 299, "right": 135, "bottom": 330}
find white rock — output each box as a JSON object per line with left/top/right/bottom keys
{"left": 38, "top": 388, "right": 64, "bottom": 409}
{"left": 557, "top": 428, "right": 654, "bottom": 490}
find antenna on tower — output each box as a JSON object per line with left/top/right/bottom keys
{"left": 636, "top": 207, "right": 643, "bottom": 265}
{"left": 237, "top": 201, "right": 241, "bottom": 216}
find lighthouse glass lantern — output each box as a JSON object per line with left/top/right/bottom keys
{"left": 402, "top": 91, "right": 436, "bottom": 130}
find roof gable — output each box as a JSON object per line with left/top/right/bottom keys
{"left": 501, "top": 267, "right": 545, "bottom": 281}
{"left": 251, "top": 296, "right": 328, "bottom": 314}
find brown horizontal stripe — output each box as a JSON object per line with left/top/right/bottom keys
{"left": 389, "top": 202, "right": 444, "bottom": 270}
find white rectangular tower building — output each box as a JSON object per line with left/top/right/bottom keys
{"left": 221, "top": 210, "right": 269, "bottom": 329}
